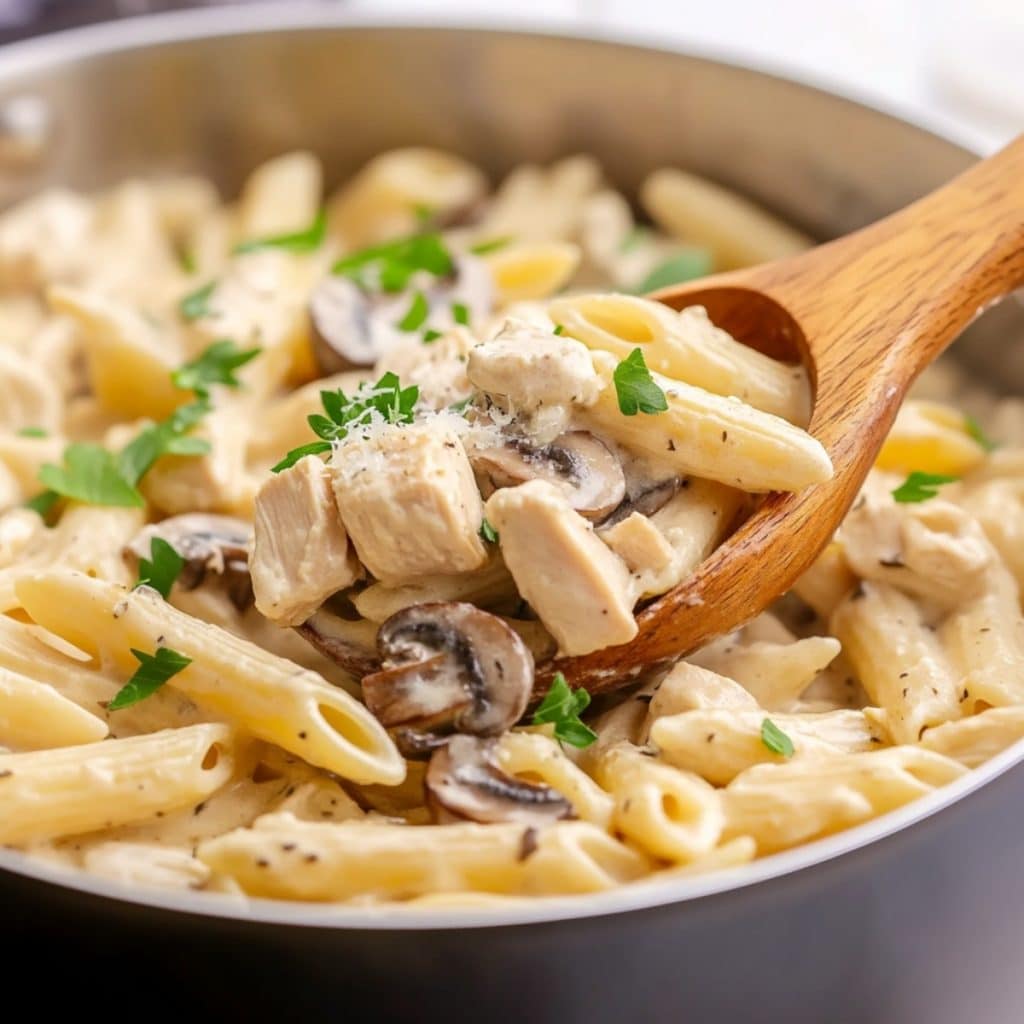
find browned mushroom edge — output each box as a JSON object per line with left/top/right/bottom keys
{"left": 360, "top": 602, "right": 534, "bottom": 759}
{"left": 601, "top": 476, "right": 685, "bottom": 528}
{"left": 126, "top": 514, "right": 253, "bottom": 609}
{"left": 309, "top": 254, "right": 493, "bottom": 374}
{"left": 425, "top": 734, "right": 574, "bottom": 825}
{"left": 470, "top": 430, "right": 626, "bottom": 521}
{"left": 296, "top": 603, "right": 382, "bottom": 679}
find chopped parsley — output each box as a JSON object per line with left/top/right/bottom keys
{"left": 116, "top": 399, "right": 212, "bottom": 487}
{"left": 612, "top": 348, "right": 668, "bottom": 416}
{"left": 333, "top": 233, "right": 453, "bottom": 293}
{"left": 891, "top": 471, "right": 959, "bottom": 503}
{"left": 273, "top": 372, "right": 419, "bottom": 472}
{"left": 178, "top": 279, "right": 217, "bottom": 322}
{"left": 413, "top": 203, "right": 435, "bottom": 223}
{"left": 479, "top": 517, "right": 499, "bottom": 543}
{"left": 397, "top": 291, "right": 430, "bottom": 332}
{"left": 38, "top": 444, "right": 145, "bottom": 508}
{"left": 23, "top": 489, "right": 61, "bottom": 518}
{"left": 451, "top": 301, "right": 470, "bottom": 327}
{"left": 423, "top": 329, "right": 442, "bottom": 344}
{"left": 552, "top": 324, "right": 565, "bottom": 336}
{"left": 531, "top": 672, "right": 597, "bottom": 748}
{"left": 965, "top": 414, "right": 997, "bottom": 452}
{"left": 108, "top": 646, "right": 193, "bottom": 711}
{"left": 234, "top": 209, "right": 327, "bottom": 255}
{"left": 135, "top": 536, "right": 184, "bottom": 600}
{"left": 17, "top": 426, "right": 47, "bottom": 438}
{"left": 171, "top": 339, "right": 261, "bottom": 398}
{"left": 469, "top": 236, "right": 513, "bottom": 256}
{"left": 634, "top": 249, "right": 713, "bottom": 294}
{"left": 761, "top": 718, "right": 795, "bottom": 758}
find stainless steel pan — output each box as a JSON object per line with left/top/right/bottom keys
{"left": 2, "top": 8, "right": 1022, "bottom": 1021}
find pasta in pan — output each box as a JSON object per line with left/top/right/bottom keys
{"left": 0, "top": 148, "right": 1022, "bottom": 905}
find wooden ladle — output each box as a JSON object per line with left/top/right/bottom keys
{"left": 538, "top": 133, "right": 1024, "bottom": 697}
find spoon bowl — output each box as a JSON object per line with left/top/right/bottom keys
{"left": 539, "top": 134, "right": 1024, "bottom": 696}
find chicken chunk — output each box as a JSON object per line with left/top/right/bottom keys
{"left": 332, "top": 420, "right": 487, "bottom": 582}
{"left": 485, "top": 480, "right": 637, "bottom": 656}
{"left": 251, "top": 455, "right": 360, "bottom": 626}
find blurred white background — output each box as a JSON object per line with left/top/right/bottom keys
{"left": 0, "top": 0, "right": 1021, "bottom": 153}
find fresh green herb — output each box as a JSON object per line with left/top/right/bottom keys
{"left": 24, "top": 489, "right": 60, "bottom": 518}
{"left": 448, "top": 397, "right": 473, "bottom": 414}
{"left": 38, "top": 443, "right": 144, "bottom": 508}
{"left": 135, "top": 537, "right": 184, "bottom": 600}
{"left": 553, "top": 324, "right": 565, "bottom": 336}
{"left": 422, "top": 329, "right": 442, "bottom": 344}
{"left": 234, "top": 209, "right": 327, "bottom": 255}
{"left": 451, "top": 301, "right": 470, "bottom": 327}
{"left": 108, "top": 646, "right": 193, "bottom": 711}
{"left": 469, "top": 236, "right": 513, "bottom": 256}
{"left": 177, "top": 248, "right": 197, "bottom": 275}
{"left": 333, "top": 233, "right": 453, "bottom": 293}
{"left": 618, "top": 226, "right": 651, "bottom": 253}
{"left": 273, "top": 372, "right": 419, "bottom": 473}
{"left": 171, "top": 340, "right": 261, "bottom": 398}
{"left": 117, "top": 399, "right": 212, "bottom": 486}
{"left": 397, "top": 291, "right": 430, "bottom": 332}
{"left": 17, "top": 426, "right": 48, "bottom": 438}
{"left": 761, "top": 718, "right": 795, "bottom": 758}
{"left": 965, "top": 414, "right": 997, "bottom": 452}
{"left": 613, "top": 348, "right": 668, "bottom": 416}
{"left": 634, "top": 249, "right": 713, "bottom": 293}
{"left": 479, "top": 518, "right": 499, "bottom": 544}
{"left": 531, "top": 672, "right": 597, "bottom": 748}
{"left": 892, "top": 471, "right": 959, "bottom": 503}
{"left": 413, "top": 203, "right": 435, "bottom": 223}
{"left": 178, "top": 280, "right": 218, "bottom": 322}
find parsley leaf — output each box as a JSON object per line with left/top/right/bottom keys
{"left": 531, "top": 672, "right": 597, "bottom": 748}
{"left": 397, "top": 291, "right": 429, "bottom": 332}
{"left": 273, "top": 372, "right": 419, "bottom": 473}
{"left": 108, "top": 646, "right": 193, "bottom": 711}
{"left": 171, "top": 340, "right": 261, "bottom": 398}
{"left": 234, "top": 209, "right": 327, "bottom": 255}
{"left": 761, "top": 718, "right": 795, "bottom": 758}
{"left": 479, "top": 517, "right": 499, "bottom": 543}
{"left": 17, "top": 426, "right": 48, "bottom": 438}
{"left": 117, "top": 398, "right": 212, "bottom": 486}
{"left": 178, "top": 280, "right": 217, "bottom": 322}
{"left": 634, "top": 249, "right": 713, "bottom": 293}
{"left": 451, "top": 301, "right": 470, "bottom": 327}
{"left": 613, "top": 348, "right": 669, "bottom": 416}
{"left": 423, "top": 329, "right": 442, "bottom": 344}
{"left": 177, "top": 247, "right": 197, "bottom": 274}
{"left": 24, "top": 489, "right": 60, "bottom": 518}
{"left": 892, "top": 471, "right": 959, "bottom": 503}
{"left": 553, "top": 324, "right": 565, "bottom": 336}
{"left": 135, "top": 536, "right": 185, "bottom": 600}
{"left": 965, "top": 414, "right": 997, "bottom": 452}
{"left": 333, "top": 233, "right": 453, "bottom": 293}
{"left": 469, "top": 236, "right": 513, "bottom": 256}
{"left": 38, "top": 444, "right": 144, "bottom": 508}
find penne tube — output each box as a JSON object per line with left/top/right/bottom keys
{"left": 198, "top": 815, "right": 649, "bottom": 901}
{"left": 874, "top": 400, "right": 987, "bottom": 476}
{"left": 483, "top": 241, "right": 580, "bottom": 303}
{"left": 15, "top": 572, "right": 404, "bottom": 785}
{"left": 549, "top": 294, "right": 808, "bottom": 423}
{"left": 236, "top": 151, "right": 322, "bottom": 241}
{"left": 0, "top": 724, "right": 236, "bottom": 844}
{"left": 792, "top": 541, "right": 856, "bottom": 619}
{"left": 831, "top": 582, "right": 962, "bottom": 744}
{"left": 582, "top": 352, "right": 832, "bottom": 492}
{"left": 919, "top": 707, "right": 1024, "bottom": 768}
{"left": 0, "top": 665, "right": 108, "bottom": 750}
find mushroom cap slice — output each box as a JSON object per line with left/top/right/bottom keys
{"left": 296, "top": 605, "right": 382, "bottom": 679}
{"left": 426, "top": 735, "right": 574, "bottom": 826}
{"left": 309, "top": 276, "right": 405, "bottom": 373}
{"left": 602, "top": 477, "right": 684, "bottom": 527}
{"left": 362, "top": 602, "right": 534, "bottom": 753}
{"left": 470, "top": 431, "right": 625, "bottom": 521}
{"left": 126, "top": 514, "right": 253, "bottom": 607}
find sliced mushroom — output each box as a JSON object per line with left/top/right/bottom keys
{"left": 470, "top": 431, "right": 625, "bottom": 521}
{"left": 310, "top": 255, "right": 493, "bottom": 374}
{"left": 426, "top": 735, "right": 574, "bottom": 825}
{"left": 309, "top": 276, "right": 405, "bottom": 373}
{"left": 602, "top": 477, "right": 684, "bottom": 528}
{"left": 127, "top": 514, "right": 253, "bottom": 608}
{"left": 361, "top": 602, "right": 533, "bottom": 758}
{"left": 296, "top": 604, "right": 381, "bottom": 679}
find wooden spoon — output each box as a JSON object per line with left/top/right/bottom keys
{"left": 536, "top": 133, "right": 1024, "bottom": 697}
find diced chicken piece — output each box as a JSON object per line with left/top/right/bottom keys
{"left": 485, "top": 480, "right": 637, "bottom": 656}
{"left": 332, "top": 420, "right": 487, "bottom": 582}
{"left": 251, "top": 456, "right": 361, "bottom": 626}
{"left": 600, "top": 512, "right": 675, "bottom": 599}
{"left": 468, "top": 318, "right": 603, "bottom": 414}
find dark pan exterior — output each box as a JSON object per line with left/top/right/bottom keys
{"left": 1, "top": 11, "right": 1022, "bottom": 1022}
